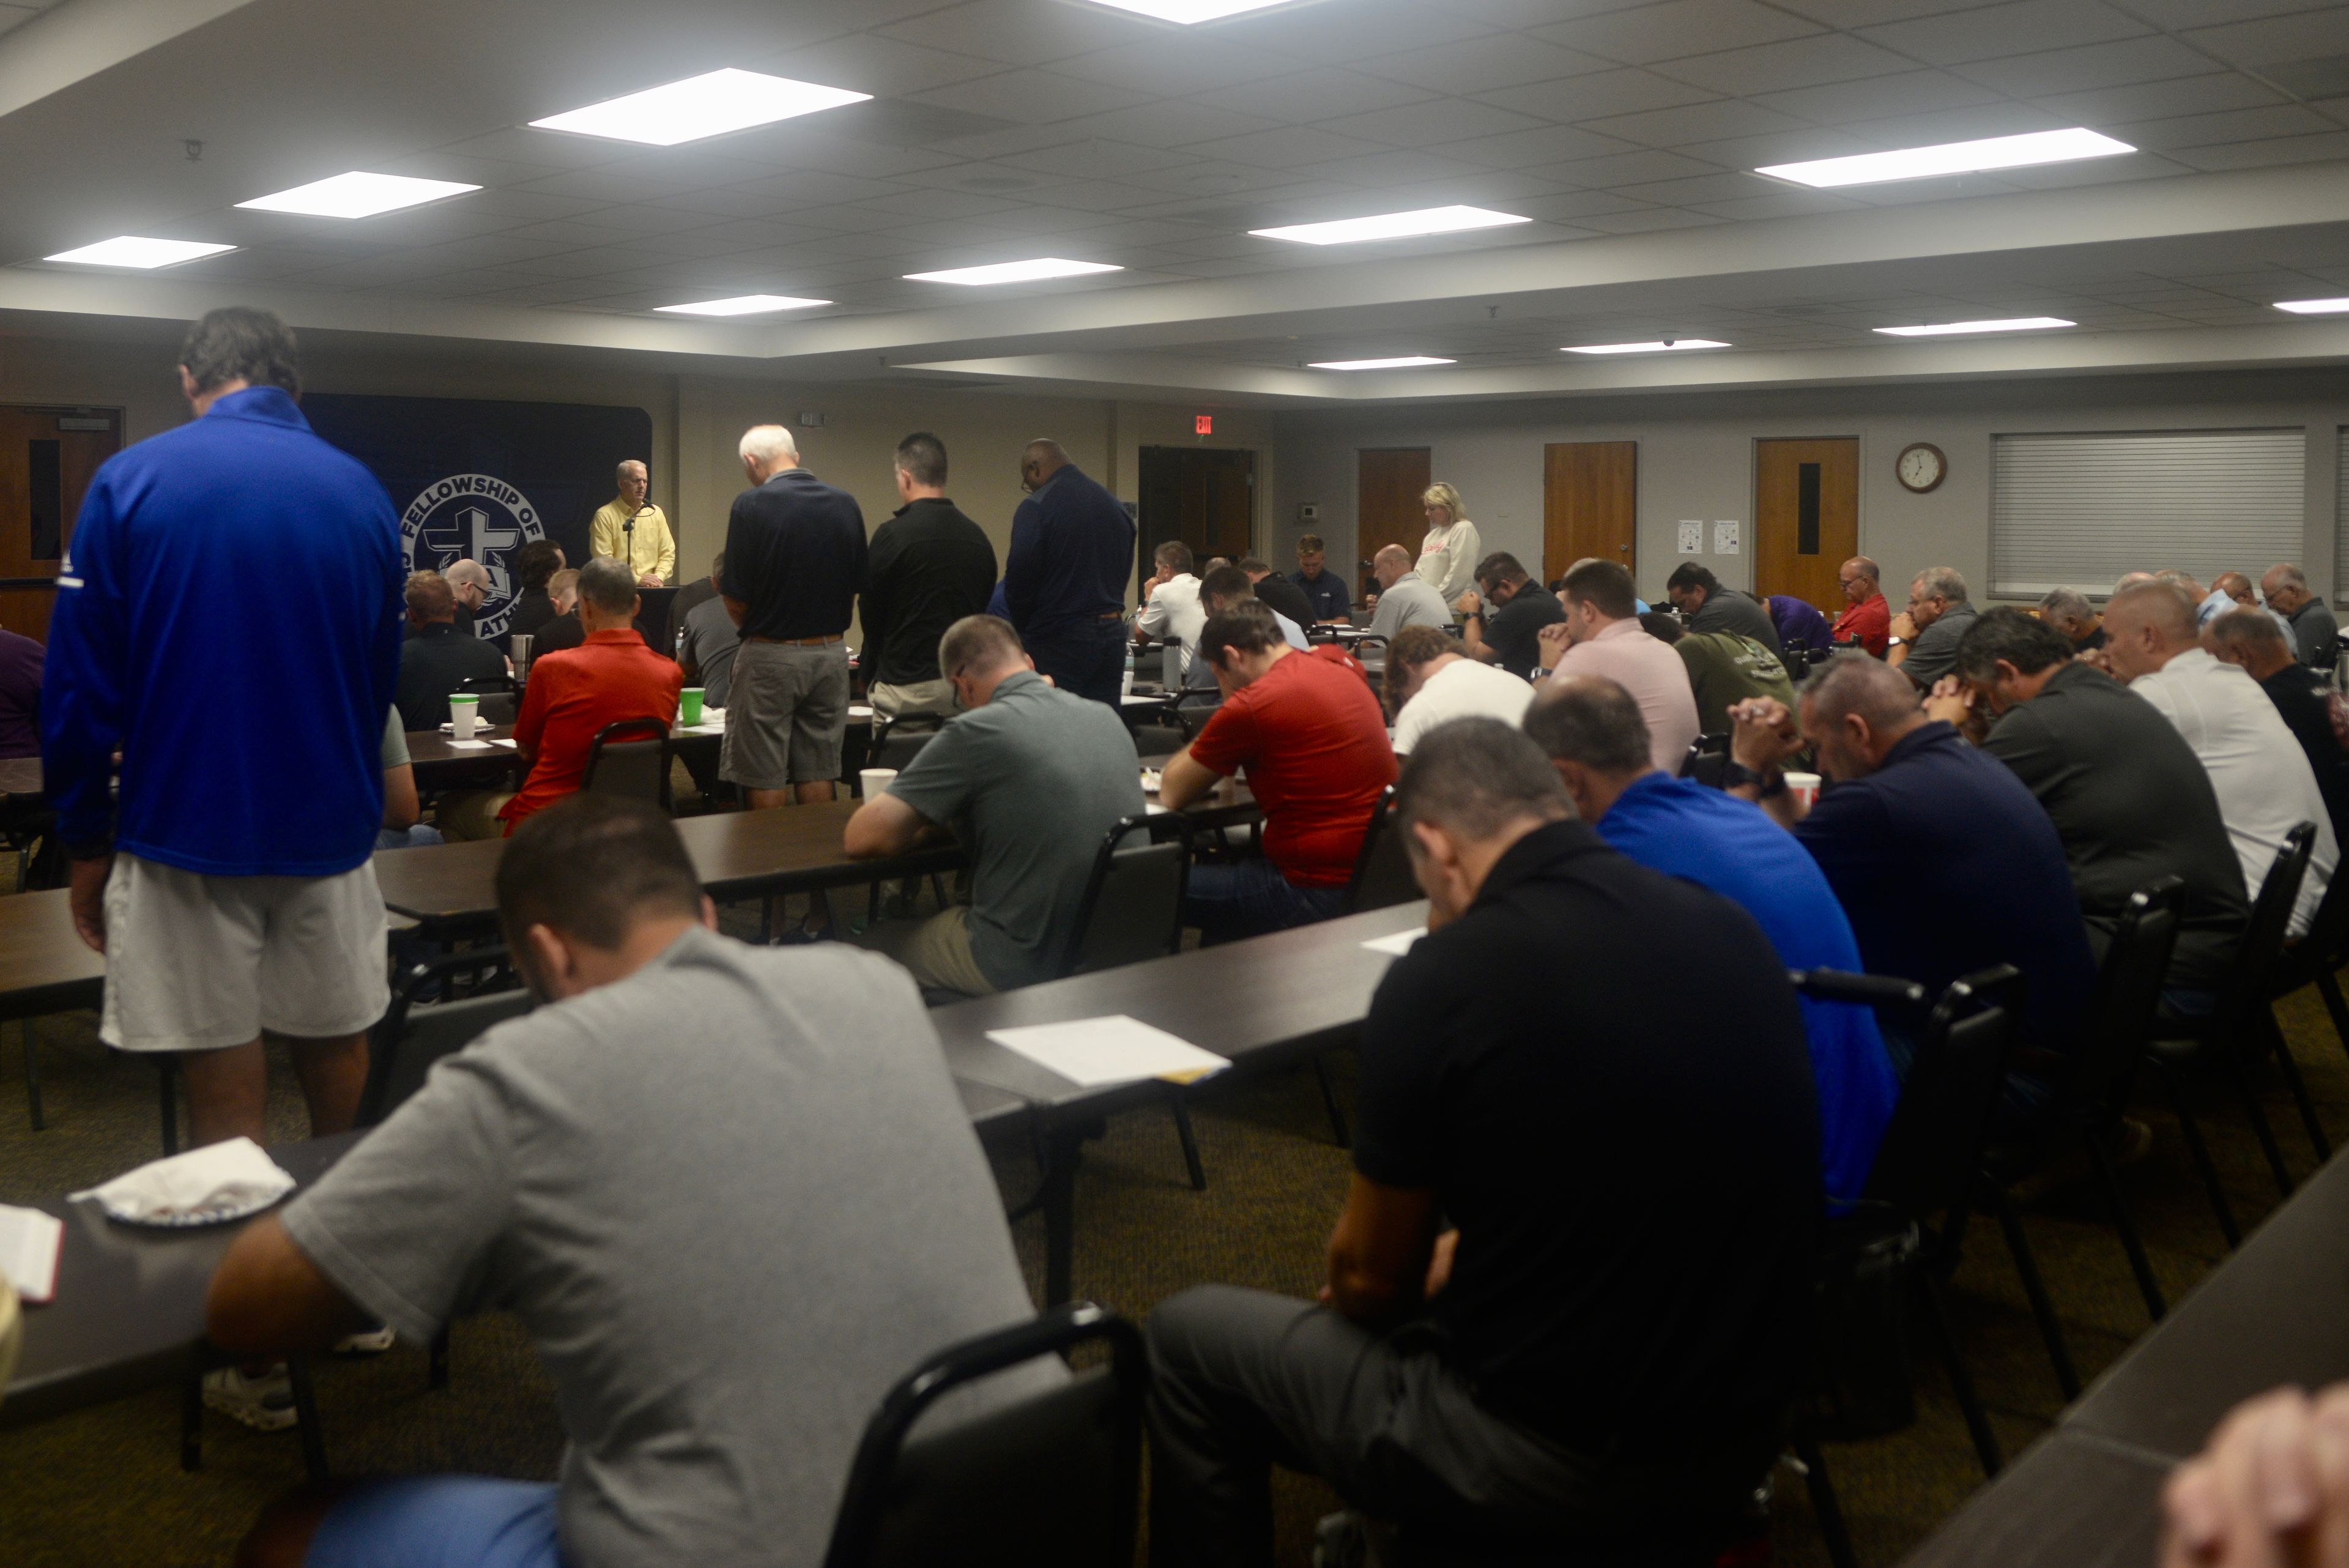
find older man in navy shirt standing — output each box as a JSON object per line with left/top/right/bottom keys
{"left": 1002, "top": 438, "right": 1134, "bottom": 707}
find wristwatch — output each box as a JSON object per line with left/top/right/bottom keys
{"left": 1723, "top": 762, "right": 1789, "bottom": 799}
{"left": 1886, "top": 636, "right": 1907, "bottom": 647}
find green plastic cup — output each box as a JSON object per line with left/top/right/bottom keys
{"left": 680, "top": 688, "right": 705, "bottom": 726}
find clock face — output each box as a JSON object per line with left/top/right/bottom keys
{"left": 1898, "top": 443, "right": 1945, "bottom": 492}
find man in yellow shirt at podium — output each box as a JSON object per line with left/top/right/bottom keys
{"left": 589, "top": 460, "right": 675, "bottom": 586}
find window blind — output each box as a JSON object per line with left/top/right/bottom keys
{"left": 1989, "top": 429, "right": 2304, "bottom": 599}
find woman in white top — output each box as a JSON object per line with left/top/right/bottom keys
{"left": 1419, "top": 482, "right": 1482, "bottom": 611}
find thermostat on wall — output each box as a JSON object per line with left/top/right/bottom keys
{"left": 1299, "top": 502, "right": 1319, "bottom": 522}
{"left": 795, "top": 411, "right": 827, "bottom": 428}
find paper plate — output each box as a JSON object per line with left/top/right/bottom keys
{"left": 101, "top": 1190, "right": 286, "bottom": 1228}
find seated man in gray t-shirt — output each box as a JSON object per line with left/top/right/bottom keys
{"left": 207, "top": 796, "right": 1042, "bottom": 1568}
{"left": 847, "top": 614, "right": 1146, "bottom": 997}
{"left": 1364, "top": 543, "right": 1453, "bottom": 641}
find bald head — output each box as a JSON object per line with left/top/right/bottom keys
{"left": 1838, "top": 556, "right": 1879, "bottom": 606}
{"left": 2103, "top": 580, "right": 2200, "bottom": 682}
{"left": 1372, "top": 543, "right": 1414, "bottom": 589}
{"left": 1020, "top": 439, "right": 1070, "bottom": 491}
{"left": 443, "top": 558, "right": 489, "bottom": 610}
{"left": 2213, "top": 571, "right": 2255, "bottom": 604}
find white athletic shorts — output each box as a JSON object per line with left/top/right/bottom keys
{"left": 99, "top": 853, "right": 390, "bottom": 1053}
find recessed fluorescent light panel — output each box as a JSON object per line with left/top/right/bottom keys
{"left": 656, "top": 294, "right": 831, "bottom": 316}
{"left": 1564, "top": 339, "right": 1731, "bottom": 355}
{"left": 1308, "top": 356, "right": 1455, "bottom": 371}
{"left": 1757, "top": 128, "right": 2134, "bottom": 188}
{"left": 1875, "top": 317, "right": 2074, "bottom": 336}
{"left": 1252, "top": 206, "right": 1531, "bottom": 246}
{"left": 1086, "top": 0, "right": 1297, "bottom": 17}
{"left": 904, "top": 258, "right": 1123, "bottom": 285}
{"left": 43, "top": 236, "right": 235, "bottom": 269}
{"left": 530, "top": 69, "right": 870, "bottom": 147}
{"left": 2276, "top": 297, "right": 2349, "bottom": 315}
{"left": 237, "top": 172, "right": 480, "bottom": 218}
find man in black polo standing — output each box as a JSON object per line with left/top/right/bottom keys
{"left": 721, "top": 424, "right": 867, "bottom": 809}
{"left": 1002, "top": 437, "right": 1134, "bottom": 707}
{"left": 863, "top": 432, "right": 997, "bottom": 720}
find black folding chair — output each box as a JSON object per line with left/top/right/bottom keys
{"left": 822, "top": 1302, "right": 1145, "bottom": 1568}
{"left": 870, "top": 712, "right": 945, "bottom": 773}
{"left": 1989, "top": 878, "right": 2183, "bottom": 1322}
{"left": 1342, "top": 786, "right": 1416, "bottom": 915}
{"left": 583, "top": 717, "right": 674, "bottom": 812}
{"left": 1800, "top": 965, "right": 2026, "bottom": 1477}
{"left": 455, "top": 673, "right": 518, "bottom": 726}
{"left": 1679, "top": 732, "right": 1729, "bottom": 782}
{"left": 2148, "top": 822, "right": 2321, "bottom": 1205}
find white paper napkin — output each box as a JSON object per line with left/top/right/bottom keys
{"left": 72, "top": 1137, "right": 296, "bottom": 1224}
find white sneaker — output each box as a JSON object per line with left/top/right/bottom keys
{"left": 334, "top": 1324, "right": 396, "bottom": 1355}
{"left": 202, "top": 1365, "right": 298, "bottom": 1431}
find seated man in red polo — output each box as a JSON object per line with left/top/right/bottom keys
{"left": 438, "top": 557, "right": 681, "bottom": 840}
{"left": 1159, "top": 600, "right": 1397, "bottom": 942}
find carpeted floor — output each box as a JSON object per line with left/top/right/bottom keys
{"left": 4, "top": 925, "right": 2347, "bottom": 1567}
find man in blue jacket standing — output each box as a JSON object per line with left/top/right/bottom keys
{"left": 1002, "top": 438, "right": 1134, "bottom": 707}
{"left": 44, "top": 307, "right": 403, "bottom": 1161}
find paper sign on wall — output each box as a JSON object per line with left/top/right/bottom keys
{"left": 1713, "top": 520, "right": 1741, "bottom": 555}
{"left": 1676, "top": 520, "right": 1702, "bottom": 554}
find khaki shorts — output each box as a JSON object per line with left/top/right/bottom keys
{"left": 724, "top": 640, "right": 850, "bottom": 789}
{"left": 868, "top": 678, "right": 956, "bottom": 721}
{"left": 845, "top": 905, "right": 996, "bottom": 998}
{"left": 100, "top": 853, "right": 390, "bottom": 1053}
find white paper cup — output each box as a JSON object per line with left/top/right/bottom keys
{"left": 449, "top": 695, "right": 480, "bottom": 741}
{"left": 860, "top": 767, "right": 897, "bottom": 800}
{"left": 1784, "top": 770, "right": 1822, "bottom": 809}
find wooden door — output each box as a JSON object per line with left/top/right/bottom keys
{"left": 1356, "top": 447, "right": 1430, "bottom": 601}
{"left": 0, "top": 406, "right": 122, "bottom": 643}
{"left": 1755, "top": 437, "right": 1858, "bottom": 612}
{"left": 1542, "top": 442, "right": 1636, "bottom": 584}
{"left": 1137, "top": 445, "right": 1255, "bottom": 590}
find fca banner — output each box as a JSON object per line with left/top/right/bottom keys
{"left": 304, "top": 394, "right": 653, "bottom": 640}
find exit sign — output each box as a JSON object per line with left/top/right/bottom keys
{"left": 1195, "top": 414, "right": 1213, "bottom": 435}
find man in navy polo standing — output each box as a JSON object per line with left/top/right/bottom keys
{"left": 1002, "top": 438, "right": 1134, "bottom": 707}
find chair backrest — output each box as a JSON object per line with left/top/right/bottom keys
{"left": 1060, "top": 815, "right": 1190, "bottom": 978}
{"left": 1344, "top": 787, "right": 1417, "bottom": 913}
{"left": 1679, "top": 732, "right": 1729, "bottom": 778}
{"left": 822, "top": 1302, "right": 1145, "bottom": 1568}
{"left": 2225, "top": 822, "right": 2318, "bottom": 1022}
{"left": 1173, "top": 699, "right": 1221, "bottom": 741}
{"left": 1159, "top": 638, "right": 1184, "bottom": 688}
{"left": 357, "top": 952, "right": 530, "bottom": 1127}
{"left": 583, "top": 717, "right": 674, "bottom": 811}
{"left": 871, "top": 713, "right": 944, "bottom": 773}
{"left": 2065, "top": 877, "right": 2185, "bottom": 1116}
{"left": 1831, "top": 965, "right": 2024, "bottom": 1223}
{"left": 455, "top": 674, "right": 518, "bottom": 725}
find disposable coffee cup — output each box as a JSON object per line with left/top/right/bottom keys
{"left": 680, "top": 687, "right": 705, "bottom": 726}
{"left": 860, "top": 767, "right": 897, "bottom": 800}
{"left": 1784, "top": 771, "right": 1822, "bottom": 809}
{"left": 449, "top": 694, "right": 480, "bottom": 741}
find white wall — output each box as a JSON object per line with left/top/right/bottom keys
{"left": 1264, "top": 368, "right": 2349, "bottom": 606}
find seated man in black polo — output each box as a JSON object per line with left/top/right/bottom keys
{"left": 1454, "top": 551, "right": 1565, "bottom": 680}
{"left": 394, "top": 570, "right": 507, "bottom": 731}
{"left": 1146, "top": 719, "right": 1819, "bottom": 1566}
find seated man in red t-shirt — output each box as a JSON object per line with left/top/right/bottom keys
{"left": 1831, "top": 555, "right": 1891, "bottom": 656}
{"left": 439, "top": 559, "right": 683, "bottom": 840}
{"left": 1160, "top": 601, "right": 1398, "bottom": 942}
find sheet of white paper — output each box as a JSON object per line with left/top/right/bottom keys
{"left": 986, "top": 1016, "right": 1229, "bottom": 1087}
{"left": 848, "top": 705, "right": 874, "bottom": 719}
{"left": 445, "top": 740, "right": 494, "bottom": 751}
{"left": 0, "top": 1203, "right": 61, "bottom": 1302}
{"left": 1360, "top": 927, "right": 1428, "bottom": 957}
{"left": 487, "top": 738, "right": 519, "bottom": 749}
{"left": 1676, "top": 519, "right": 1703, "bottom": 554}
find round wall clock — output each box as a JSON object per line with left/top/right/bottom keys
{"left": 1896, "top": 442, "right": 1947, "bottom": 494}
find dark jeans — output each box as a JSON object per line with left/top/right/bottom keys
{"left": 1025, "top": 617, "right": 1126, "bottom": 707}
{"left": 1145, "top": 1285, "right": 1767, "bottom": 1568}
{"left": 1184, "top": 860, "right": 1345, "bottom": 945}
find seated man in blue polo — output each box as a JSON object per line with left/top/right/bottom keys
{"left": 206, "top": 796, "right": 1046, "bottom": 1568}
{"left": 1525, "top": 674, "right": 1897, "bottom": 1206}
{"left": 843, "top": 613, "right": 1144, "bottom": 995}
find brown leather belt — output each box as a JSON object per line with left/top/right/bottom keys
{"left": 744, "top": 634, "right": 844, "bottom": 646}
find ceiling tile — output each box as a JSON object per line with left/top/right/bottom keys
{"left": 1832, "top": 102, "right": 2075, "bottom": 147}
{"left": 1531, "top": 1, "right": 1826, "bottom": 65}
{"left": 1052, "top": 34, "right": 1304, "bottom": 95}
{"left": 1314, "top": 98, "right": 1549, "bottom": 148}
{"left": 1672, "top": 128, "right": 1877, "bottom": 167}
{"left": 907, "top": 69, "right": 1140, "bottom": 125}
{"left": 2120, "top": 0, "right": 2344, "bottom": 24}
{"left": 874, "top": 0, "right": 1164, "bottom": 66}
{"left": 1857, "top": 0, "right": 2151, "bottom": 65}
{"left": 2030, "top": 71, "right": 2285, "bottom": 124}
{"left": 1480, "top": 67, "right": 1719, "bottom": 122}
{"left": 1751, "top": 68, "right": 2005, "bottom": 124}
{"left": 1772, "top": 0, "right": 2028, "bottom": 22}
{"left": 1190, "top": 68, "right": 1439, "bottom": 124}
{"left": 759, "top": 32, "right": 1006, "bottom": 98}
{"left": 721, "top": 171, "right": 920, "bottom": 206}
{"left": 1576, "top": 206, "right": 1730, "bottom": 234}
{"left": 998, "top": 139, "right": 1197, "bottom": 179}
{"left": 1609, "top": 171, "right": 1791, "bottom": 206}
{"left": 1208, "top": 0, "right": 1501, "bottom": 64}
{"left": 1183, "top": 124, "right": 1390, "bottom": 168}
{"left": 847, "top": 186, "right": 1016, "bottom": 221}
{"left": 1049, "top": 100, "right": 1286, "bottom": 148}
{"left": 2115, "top": 101, "right": 2340, "bottom": 149}
{"left": 1581, "top": 98, "right": 1812, "bottom": 147}
{"left": 1436, "top": 123, "right": 1644, "bottom": 169}
{"left": 1533, "top": 147, "right": 1728, "bottom": 188}
{"left": 1954, "top": 35, "right": 2217, "bottom": 97}
{"left": 2183, "top": 11, "right": 2349, "bottom": 71}
{"left": 1658, "top": 33, "right": 1918, "bottom": 95}
{"left": 1350, "top": 35, "right": 1612, "bottom": 95}
{"left": 1285, "top": 148, "right": 1497, "bottom": 187}
{"left": 2167, "top": 128, "right": 2349, "bottom": 168}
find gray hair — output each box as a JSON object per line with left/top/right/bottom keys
{"left": 1802, "top": 653, "right": 1923, "bottom": 734}
{"left": 2268, "top": 563, "right": 2311, "bottom": 593}
{"left": 937, "top": 614, "right": 1025, "bottom": 681}
{"left": 577, "top": 557, "right": 638, "bottom": 616}
{"left": 1523, "top": 677, "right": 1652, "bottom": 777}
{"left": 738, "top": 424, "right": 799, "bottom": 467}
{"left": 1393, "top": 718, "right": 1572, "bottom": 844}
{"left": 615, "top": 459, "right": 647, "bottom": 482}
{"left": 2208, "top": 604, "right": 2290, "bottom": 659}
{"left": 1912, "top": 565, "right": 1968, "bottom": 604}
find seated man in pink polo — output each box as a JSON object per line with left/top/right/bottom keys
{"left": 1535, "top": 559, "right": 1699, "bottom": 774}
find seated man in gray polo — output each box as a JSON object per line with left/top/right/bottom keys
{"left": 845, "top": 614, "right": 1145, "bottom": 996}
{"left": 1365, "top": 543, "right": 1452, "bottom": 640}
{"left": 206, "top": 795, "right": 1045, "bottom": 1568}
